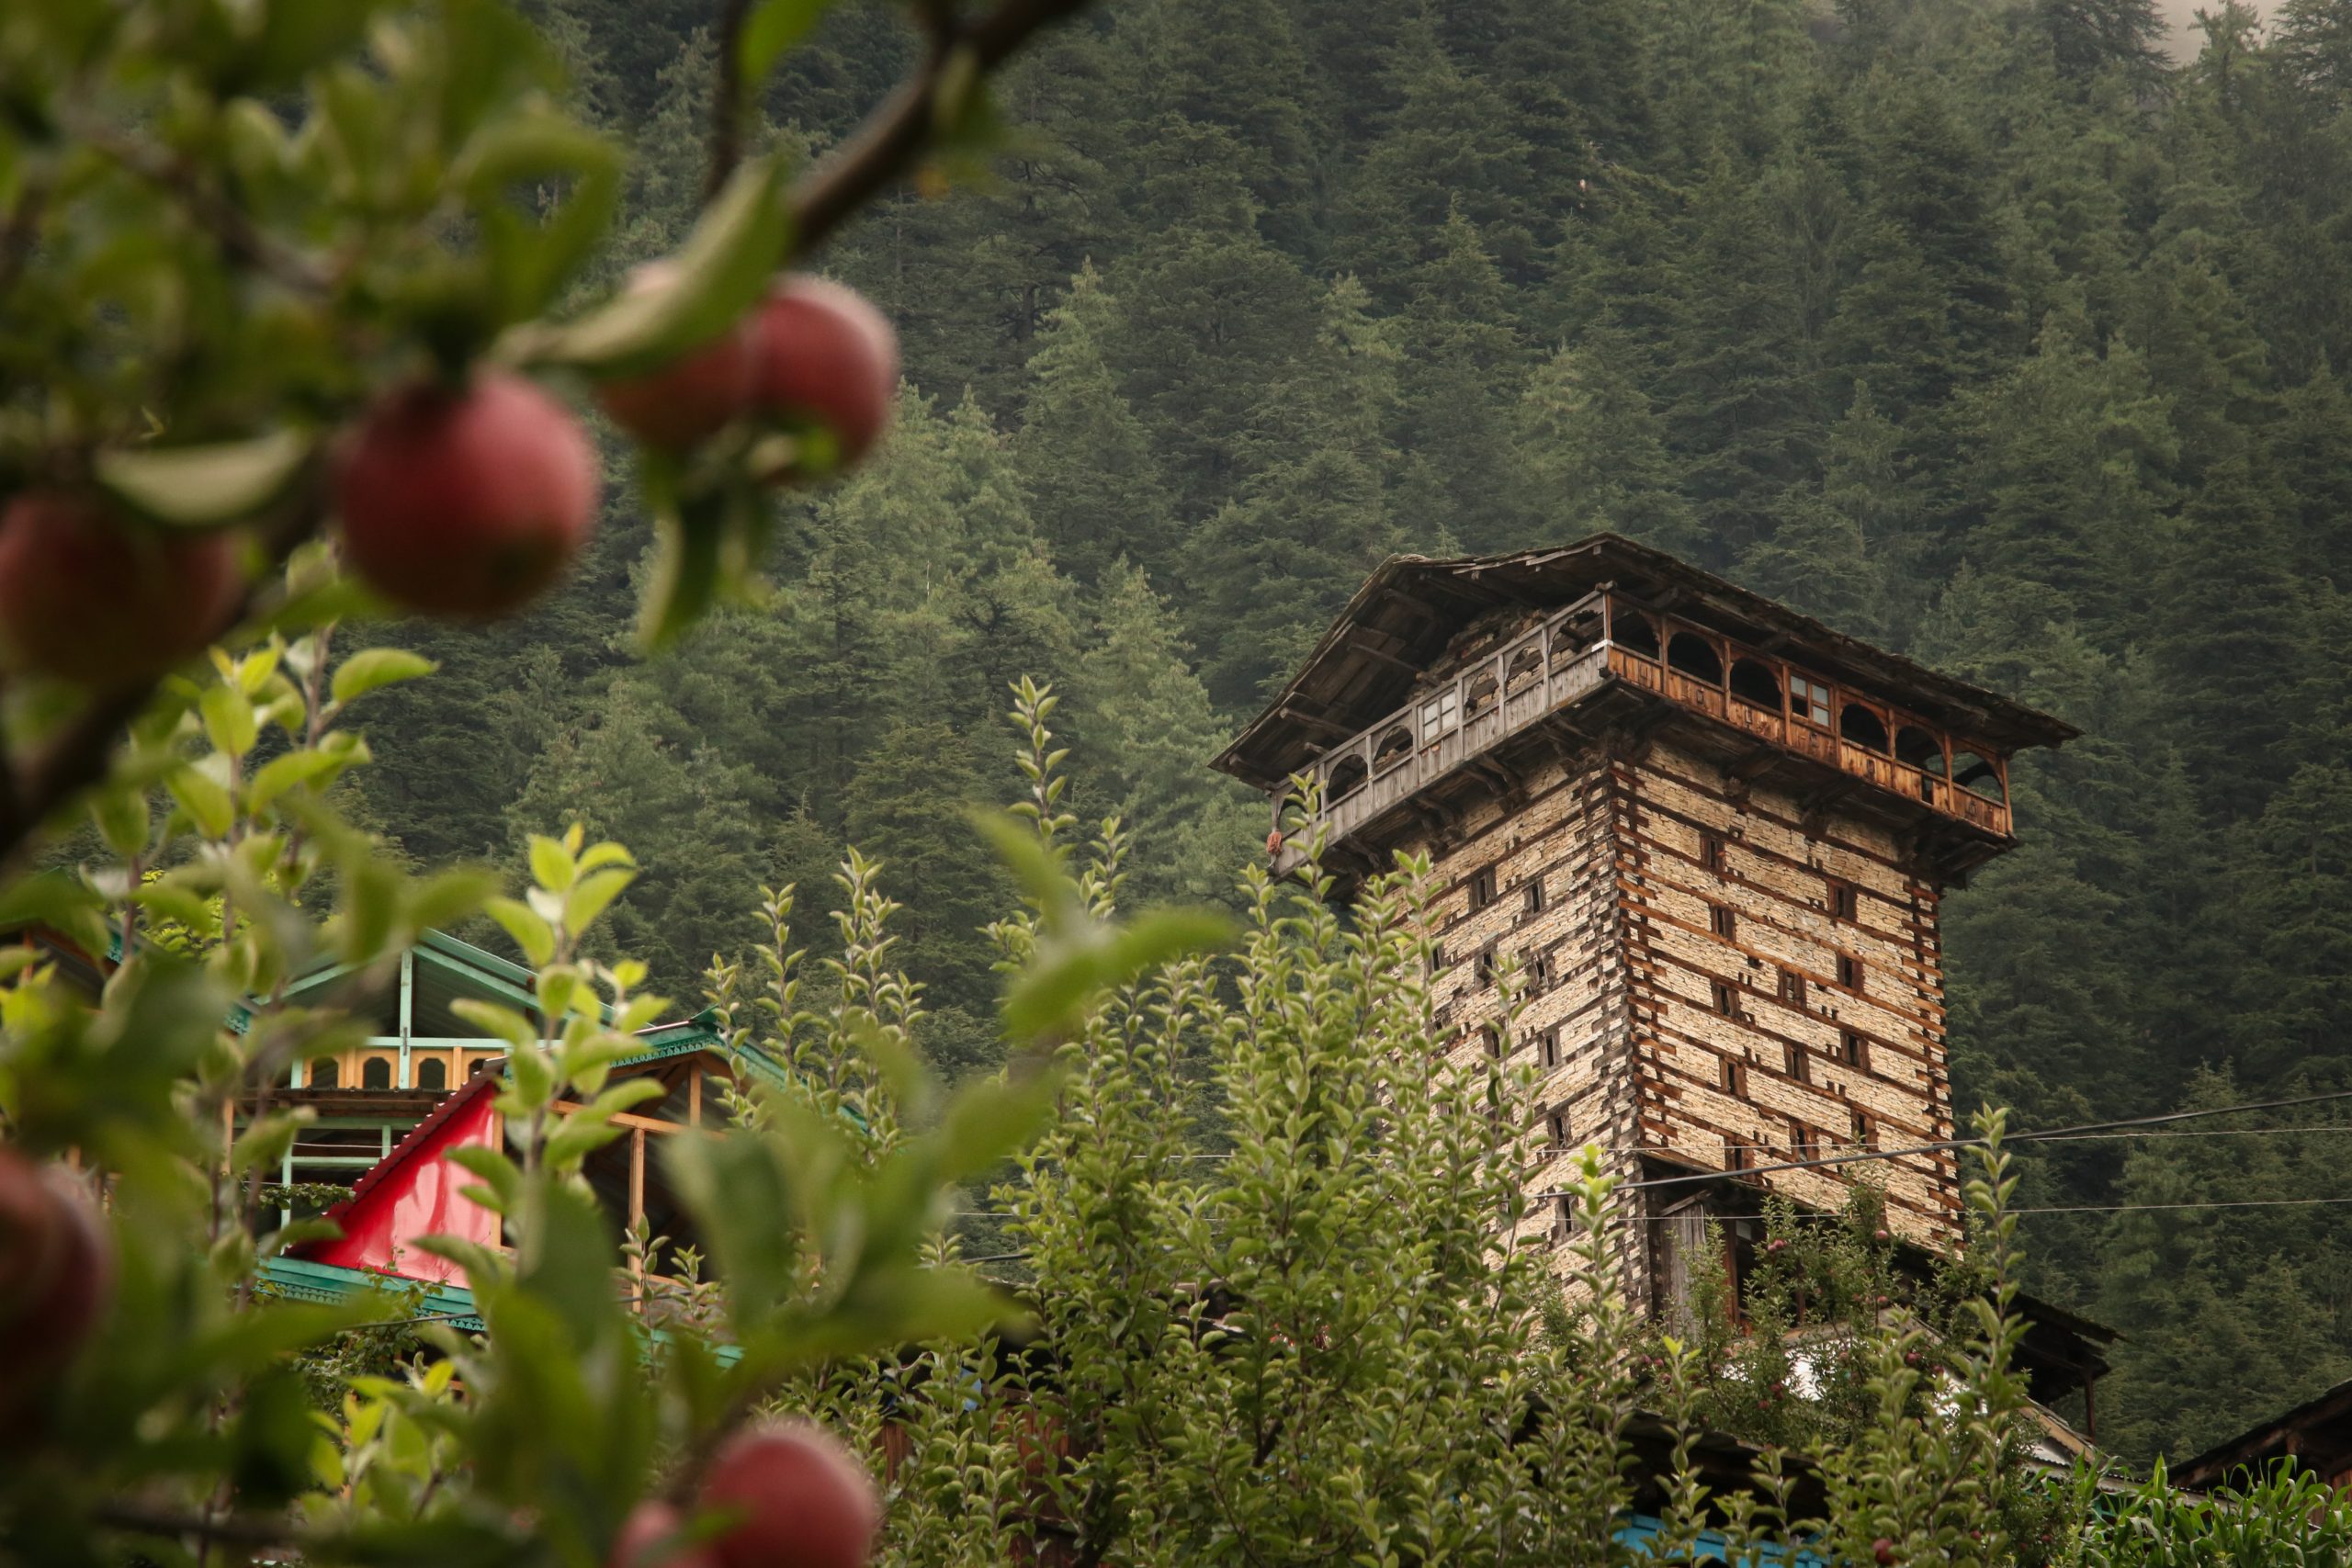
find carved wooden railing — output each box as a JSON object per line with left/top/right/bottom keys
{"left": 1303, "top": 595, "right": 1610, "bottom": 843}
{"left": 1602, "top": 604, "right": 2012, "bottom": 838}
{"left": 1297, "top": 590, "right": 2013, "bottom": 842}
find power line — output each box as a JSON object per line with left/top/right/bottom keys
{"left": 2014, "top": 1195, "right": 2352, "bottom": 1216}
{"left": 1530, "top": 1085, "right": 2352, "bottom": 1202}
{"left": 1602, "top": 1123, "right": 2352, "bottom": 1155}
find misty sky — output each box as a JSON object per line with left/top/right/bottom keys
{"left": 2159, "top": 0, "right": 2265, "bottom": 54}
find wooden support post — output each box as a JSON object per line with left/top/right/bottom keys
{"left": 628, "top": 1128, "right": 647, "bottom": 1245}
{"left": 627, "top": 1127, "right": 648, "bottom": 1306}
{"left": 397, "top": 950, "right": 414, "bottom": 1089}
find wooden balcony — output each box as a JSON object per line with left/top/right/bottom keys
{"left": 1301, "top": 595, "right": 1612, "bottom": 847}
{"left": 1295, "top": 592, "right": 2015, "bottom": 857}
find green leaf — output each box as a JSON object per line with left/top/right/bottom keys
{"left": 1108, "top": 908, "right": 1237, "bottom": 981}
{"left": 407, "top": 867, "right": 500, "bottom": 935}
{"left": 934, "top": 1065, "right": 1063, "bottom": 1183}
{"left": 331, "top": 649, "right": 437, "bottom": 707}
{"left": 0, "top": 869, "right": 110, "bottom": 960}
{"left": 445, "top": 1145, "right": 523, "bottom": 1213}
{"left": 458, "top": 110, "right": 625, "bottom": 322}
{"left": 130, "top": 880, "right": 214, "bottom": 937}
{"left": 526, "top": 834, "right": 576, "bottom": 897}
{"left": 521, "top": 153, "right": 790, "bottom": 375}
{"left": 739, "top": 0, "right": 834, "bottom": 88}
{"left": 636, "top": 472, "right": 730, "bottom": 651}
{"left": 561, "top": 866, "right": 634, "bottom": 935}
{"left": 93, "top": 429, "right": 311, "bottom": 526}
{"left": 242, "top": 0, "right": 386, "bottom": 92}
{"left": 484, "top": 896, "right": 555, "bottom": 966}
{"left": 199, "top": 682, "right": 260, "bottom": 758}
{"left": 450, "top": 998, "right": 536, "bottom": 1049}
{"left": 167, "top": 763, "right": 235, "bottom": 840}
{"left": 88, "top": 784, "right": 150, "bottom": 860}
{"left": 248, "top": 745, "right": 360, "bottom": 816}
{"left": 662, "top": 1133, "right": 799, "bottom": 1337}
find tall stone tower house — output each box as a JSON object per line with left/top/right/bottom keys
{"left": 1212, "top": 536, "right": 2078, "bottom": 1322}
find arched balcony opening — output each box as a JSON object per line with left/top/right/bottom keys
{"left": 309, "top": 1057, "right": 340, "bottom": 1090}
{"left": 362, "top": 1056, "right": 392, "bottom": 1089}
{"left": 1839, "top": 703, "right": 1889, "bottom": 753}
{"left": 1505, "top": 643, "right": 1544, "bottom": 690}
{"left": 1326, "top": 755, "right": 1368, "bottom": 803}
{"left": 1666, "top": 633, "right": 1724, "bottom": 684}
{"left": 417, "top": 1056, "right": 448, "bottom": 1090}
{"left": 1372, "top": 725, "right": 1413, "bottom": 774}
{"left": 1464, "top": 671, "right": 1500, "bottom": 719}
{"left": 1614, "top": 612, "right": 1662, "bottom": 660}
{"left": 1895, "top": 725, "right": 1942, "bottom": 771}
{"left": 1951, "top": 750, "right": 2006, "bottom": 802}
{"left": 1728, "top": 657, "right": 1781, "bottom": 709}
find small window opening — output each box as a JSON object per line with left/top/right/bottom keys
{"left": 1850, "top": 1110, "right": 1875, "bottom": 1148}
{"left": 1539, "top": 1027, "right": 1562, "bottom": 1070}
{"left": 1789, "top": 674, "right": 1833, "bottom": 728}
{"left": 1470, "top": 866, "right": 1498, "bottom": 910}
{"left": 1837, "top": 953, "right": 1863, "bottom": 991}
{"left": 1710, "top": 903, "right": 1736, "bottom": 940}
{"left": 1528, "top": 950, "right": 1555, "bottom": 994}
{"left": 309, "top": 1057, "right": 340, "bottom": 1090}
{"left": 1482, "top": 1020, "right": 1505, "bottom": 1059}
{"left": 1700, "top": 832, "right": 1726, "bottom": 874}
{"left": 1827, "top": 877, "right": 1859, "bottom": 921}
{"left": 470, "top": 1055, "right": 499, "bottom": 1077}
{"left": 1729, "top": 657, "right": 1782, "bottom": 709}
{"left": 1790, "top": 1117, "right": 1813, "bottom": 1157}
{"left": 1712, "top": 979, "right": 1738, "bottom": 1017}
{"left": 1726, "top": 1140, "right": 1748, "bottom": 1172}
{"left": 1372, "top": 725, "right": 1413, "bottom": 773}
{"left": 1778, "top": 968, "right": 1806, "bottom": 1006}
{"left": 1667, "top": 632, "right": 1724, "bottom": 684}
{"left": 1419, "top": 690, "right": 1460, "bottom": 746}
{"left": 417, "top": 1057, "right": 447, "bottom": 1090}
{"left": 1723, "top": 1057, "right": 1748, "bottom": 1098}
{"left": 1784, "top": 1042, "right": 1809, "bottom": 1083}
{"left": 1839, "top": 702, "right": 1890, "bottom": 752}
{"left": 1326, "top": 756, "right": 1368, "bottom": 802}
{"left": 1476, "top": 943, "right": 1499, "bottom": 987}
{"left": 1951, "top": 750, "right": 2006, "bottom": 802}
{"left": 1547, "top": 1108, "right": 1572, "bottom": 1148}
{"left": 362, "top": 1056, "right": 392, "bottom": 1089}
{"left": 1524, "top": 879, "right": 1546, "bottom": 916}
{"left": 1840, "top": 1029, "right": 1868, "bottom": 1069}
{"left": 1894, "top": 725, "right": 1942, "bottom": 772}
{"left": 1551, "top": 1194, "right": 1579, "bottom": 1245}
{"left": 1464, "top": 671, "right": 1499, "bottom": 718}
{"left": 1614, "top": 611, "right": 1662, "bottom": 660}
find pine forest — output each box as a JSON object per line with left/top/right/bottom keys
{"left": 294, "top": 0, "right": 2352, "bottom": 1467}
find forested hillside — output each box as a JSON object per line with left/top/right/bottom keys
{"left": 354, "top": 0, "right": 2352, "bottom": 1463}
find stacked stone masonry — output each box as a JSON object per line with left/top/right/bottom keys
{"left": 1406, "top": 734, "right": 1962, "bottom": 1302}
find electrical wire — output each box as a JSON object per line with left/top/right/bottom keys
{"left": 1525, "top": 1084, "right": 2352, "bottom": 1202}
{"left": 2012, "top": 1195, "right": 2352, "bottom": 1216}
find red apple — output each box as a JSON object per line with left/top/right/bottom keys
{"left": 334, "top": 372, "right": 598, "bottom": 618}
{"left": 0, "top": 1152, "right": 113, "bottom": 1415}
{"left": 0, "top": 491, "right": 239, "bottom": 687}
{"left": 611, "top": 1500, "right": 718, "bottom": 1568}
{"left": 750, "top": 277, "right": 899, "bottom": 474}
{"left": 594, "top": 265, "right": 758, "bottom": 451}
{"left": 698, "top": 1422, "right": 880, "bottom": 1568}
